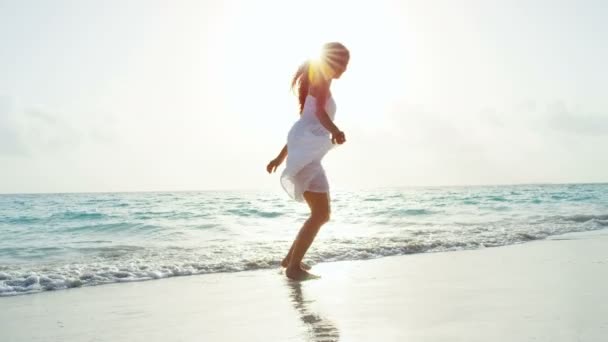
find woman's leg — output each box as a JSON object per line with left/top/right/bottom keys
{"left": 285, "top": 191, "right": 331, "bottom": 280}
{"left": 281, "top": 195, "right": 316, "bottom": 269}
{"left": 281, "top": 241, "right": 311, "bottom": 270}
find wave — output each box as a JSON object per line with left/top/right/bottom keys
{"left": 224, "top": 208, "right": 283, "bottom": 218}
{"left": 50, "top": 211, "right": 108, "bottom": 220}
{"left": 373, "top": 208, "right": 434, "bottom": 217}
{"left": 560, "top": 214, "right": 608, "bottom": 223}
{"left": 1, "top": 216, "right": 42, "bottom": 224}
{"left": 363, "top": 197, "right": 384, "bottom": 202}
{"left": 3, "top": 222, "right": 605, "bottom": 297}
{"left": 488, "top": 196, "right": 507, "bottom": 202}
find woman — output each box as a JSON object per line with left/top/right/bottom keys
{"left": 266, "top": 42, "right": 350, "bottom": 280}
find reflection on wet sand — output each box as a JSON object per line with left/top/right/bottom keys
{"left": 288, "top": 281, "right": 340, "bottom": 342}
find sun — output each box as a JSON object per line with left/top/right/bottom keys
{"left": 308, "top": 45, "right": 323, "bottom": 64}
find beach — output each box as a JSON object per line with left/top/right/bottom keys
{"left": 1, "top": 229, "right": 606, "bottom": 342}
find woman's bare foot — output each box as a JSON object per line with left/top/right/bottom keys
{"left": 285, "top": 265, "right": 319, "bottom": 281}
{"left": 281, "top": 258, "right": 311, "bottom": 270}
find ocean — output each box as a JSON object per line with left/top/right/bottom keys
{"left": 1, "top": 183, "right": 607, "bottom": 296}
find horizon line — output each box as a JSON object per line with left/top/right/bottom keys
{"left": 1, "top": 181, "right": 607, "bottom": 196}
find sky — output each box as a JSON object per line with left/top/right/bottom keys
{"left": 1, "top": 0, "right": 607, "bottom": 193}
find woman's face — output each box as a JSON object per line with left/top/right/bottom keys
{"left": 332, "top": 62, "right": 348, "bottom": 79}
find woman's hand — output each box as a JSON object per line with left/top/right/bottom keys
{"left": 267, "top": 145, "right": 288, "bottom": 174}
{"left": 331, "top": 130, "right": 346, "bottom": 145}
{"left": 266, "top": 158, "right": 283, "bottom": 174}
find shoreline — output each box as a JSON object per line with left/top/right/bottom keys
{"left": 1, "top": 228, "right": 606, "bottom": 298}
{"left": 1, "top": 229, "right": 607, "bottom": 341}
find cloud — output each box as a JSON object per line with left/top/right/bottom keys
{"left": 22, "top": 108, "right": 87, "bottom": 153}
{"left": 366, "top": 98, "right": 608, "bottom": 185}
{"left": 0, "top": 97, "right": 28, "bottom": 156}
{"left": 545, "top": 101, "right": 608, "bottom": 136}
{"left": 0, "top": 96, "right": 116, "bottom": 157}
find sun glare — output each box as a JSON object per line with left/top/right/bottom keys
{"left": 308, "top": 46, "right": 323, "bottom": 64}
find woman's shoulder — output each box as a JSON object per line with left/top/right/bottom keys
{"left": 308, "top": 88, "right": 332, "bottom": 104}
{"left": 308, "top": 79, "right": 330, "bottom": 96}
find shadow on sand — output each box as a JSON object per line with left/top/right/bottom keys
{"left": 287, "top": 281, "right": 340, "bottom": 342}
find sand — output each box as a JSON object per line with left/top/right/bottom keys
{"left": 1, "top": 230, "right": 607, "bottom": 342}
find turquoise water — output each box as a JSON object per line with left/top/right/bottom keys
{"left": 1, "top": 184, "right": 607, "bottom": 296}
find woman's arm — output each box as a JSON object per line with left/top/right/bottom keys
{"left": 313, "top": 85, "right": 341, "bottom": 136}
{"left": 276, "top": 144, "right": 288, "bottom": 162}
{"left": 267, "top": 144, "right": 287, "bottom": 174}
{"left": 314, "top": 83, "right": 346, "bottom": 144}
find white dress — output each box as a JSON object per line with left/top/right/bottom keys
{"left": 281, "top": 94, "right": 337, "bottom": 202}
